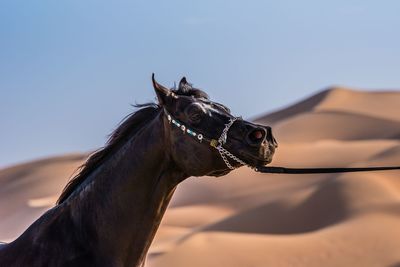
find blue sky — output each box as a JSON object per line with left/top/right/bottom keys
{"left": 1, "top": 0, "right": 399, "bottom": 168}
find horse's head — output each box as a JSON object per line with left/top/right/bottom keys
{"left": 152, "top": 74, "right": 278, "bottom": 177}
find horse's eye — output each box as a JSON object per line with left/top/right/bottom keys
{"left": 185, "top": 103, "right": 205, "bottom": 123}
{"left": 189, "top": 112, "right": 202, "bottom": 123}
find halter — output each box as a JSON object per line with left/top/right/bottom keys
{"left": 164, "top": 109, "right": 248, "bottom": 170}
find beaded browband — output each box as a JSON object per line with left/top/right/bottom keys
{"left": 164, "top": 109, "right": 248, "bottom": 170}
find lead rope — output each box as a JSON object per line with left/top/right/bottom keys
{"left": 255, "top": 165, "right": 400, "bottom": 174}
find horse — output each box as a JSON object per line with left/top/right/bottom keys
{"left": 0, "top": 74, "right": 278, "bottom": 267}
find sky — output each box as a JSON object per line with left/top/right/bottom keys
{"left": 1, "top": 0, "right": 399, "bottom": 168}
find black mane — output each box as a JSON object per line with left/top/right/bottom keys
{"left": 57, "top": 103, "right": 160, "bottom": 204}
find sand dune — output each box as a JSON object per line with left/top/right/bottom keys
{"left": 150, "top": 215, "right": 400, "bottom": 267}
{"left": 274, "top": 111, "right": 400, "bottom": 142}
{"left": 257, "top": 88, "right": 400, "bottom": 143}
{"left": 1, "top": 88, "right": 400, "bottom": 266}
{"left": 0, "top": 154, "right": 86, "bottom": 241}
{"left": 256, "top": 87, "right": 400, "bottom": 125}
{"left": 315, "top": 88, "right": 400, "bottom": 122}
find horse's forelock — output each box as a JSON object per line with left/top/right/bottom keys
{"left": 173, "top": 86, "right": 209, "bottom": 99}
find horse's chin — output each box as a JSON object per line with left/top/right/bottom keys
{"left": 207, "top": 169, "right": 232, "bottom": 177}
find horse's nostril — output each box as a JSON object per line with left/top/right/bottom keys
{"left": 252, "top": 130, "right": 263, "bottom": 140}
{"left": 248, "top": 129, "right": 265, "bottom": 143}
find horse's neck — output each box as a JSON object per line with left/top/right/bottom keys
{"left": 65, "top": 113, "right": 185, "bottom": 266}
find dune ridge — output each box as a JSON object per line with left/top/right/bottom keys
{"left": 256, "top": 87, "right": 400, "bottom": 125}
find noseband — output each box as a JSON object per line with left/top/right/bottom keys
{"left": 164, "top": 109, "right": 248, "bottom": 170}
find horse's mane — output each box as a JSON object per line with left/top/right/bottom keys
{"left": 57, "top": 103, "right": 160, "bottom": 204}
{"left": 57, "top": 84, "right": 208, "bottom": 205}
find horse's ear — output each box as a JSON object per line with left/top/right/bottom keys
{"left": 178, "top": 77, "right": 190, "bottom": 92}
{"left": 152, "top": 73, "right": 171, "bottom": 105}
{"left": 179, "top": 77, "right": 187, "bottom": 87}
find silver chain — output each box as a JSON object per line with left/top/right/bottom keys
{"left": 219, "top": 117, "right": 236, "bottom": 144}
{"left": 215, "top": 144, "right": 247, "bottom": 170}
{"left": 215, "top": 117, "right": 249, "bottom": 170}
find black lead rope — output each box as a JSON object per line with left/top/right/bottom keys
{"left": 255, "top": 166, "right": 400, "bottom": 174}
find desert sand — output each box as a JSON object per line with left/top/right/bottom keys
{"left": 1, "top": 87, "right": 400, "bottom": 267}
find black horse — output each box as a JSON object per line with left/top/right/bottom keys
{"left": 0, "top": 75, "right": 277, "bottom": 267}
